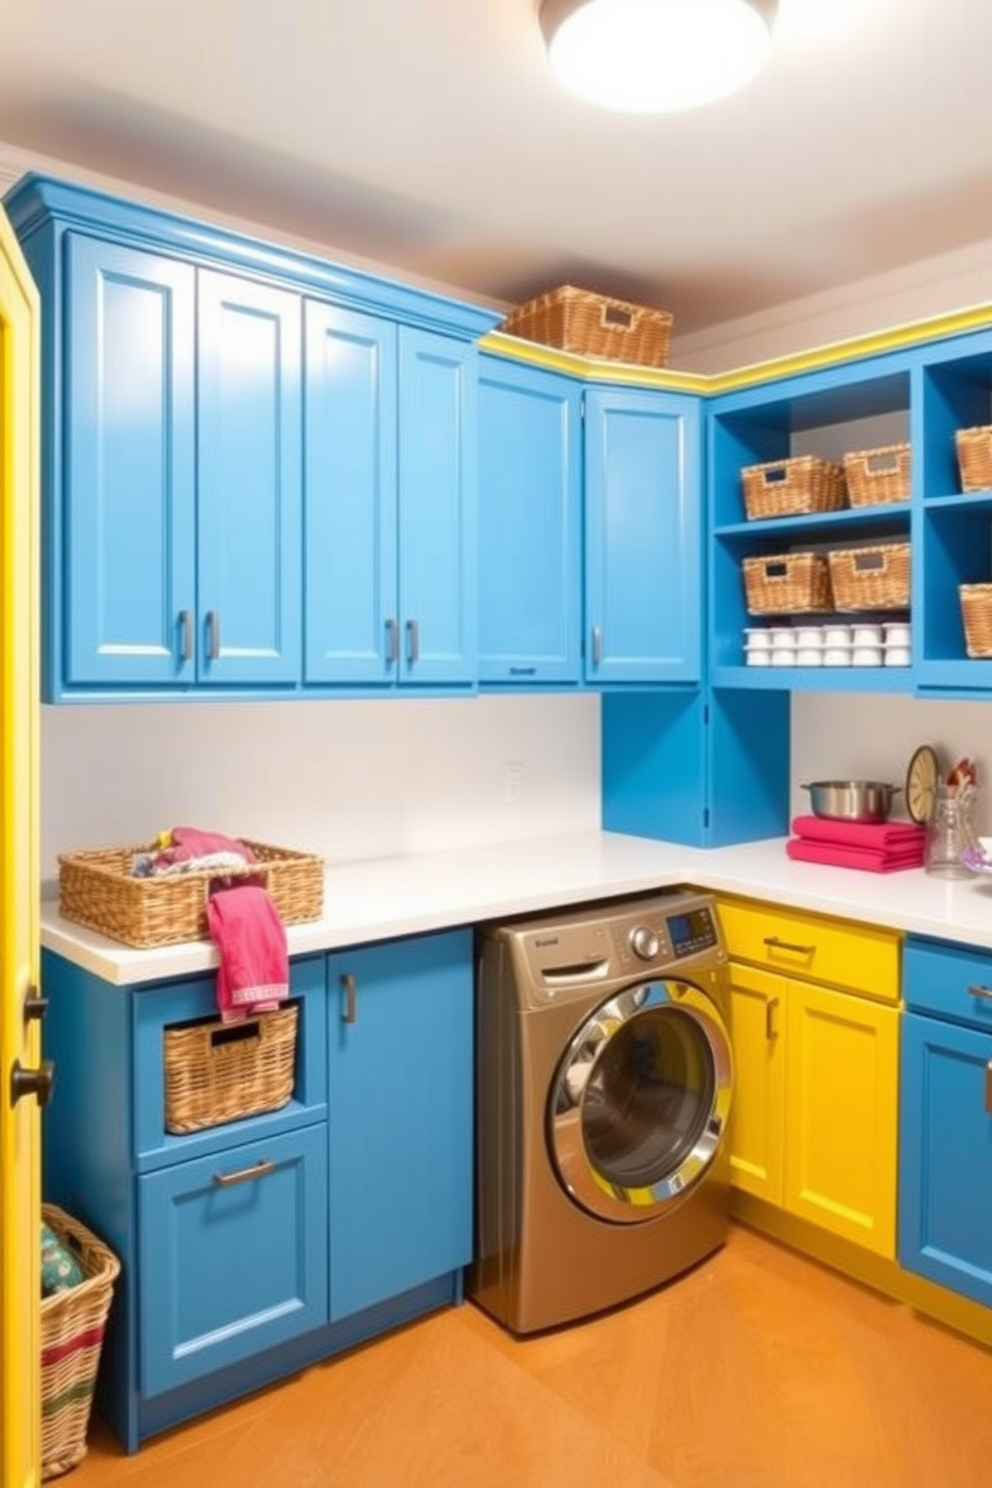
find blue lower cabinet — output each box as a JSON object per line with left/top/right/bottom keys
{"left": 899, "top": 1009, "right": 992, "bottom": 1307}
{"left": 327, "top": 929, "right": 474, "bottom": 1321}
{"left": 139, "top": 1123, "right": 328, "bottom": 1396}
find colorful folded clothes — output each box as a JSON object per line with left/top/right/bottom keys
{"left": 791, "top": 815, "right": 926, "bottom": 851}
{"left": 786, "top": 838, "right": 925, "bottom": 873}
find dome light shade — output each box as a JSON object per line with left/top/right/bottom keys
{"left": 539, "top": 0, "right": 778, "bottom": 113}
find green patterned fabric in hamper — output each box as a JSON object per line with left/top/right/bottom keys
{"left": 41, "top": 1221, "right": 85, "bottom": 1296}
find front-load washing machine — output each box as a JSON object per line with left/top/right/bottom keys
{"left": 468, "top": 889, "right": 732, "bottom": 1333}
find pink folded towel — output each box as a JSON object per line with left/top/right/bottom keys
{"left": 206, "top": 883, "right": 288, "bottom": 1024}
{"left": 157, "top": 826, "right": 256, "bottom": 870}
{"left": 786, "top": 838, "right": 925, "bottom": 874}
{"left": 791, "top": 815, "right": 926, "bottom": 850}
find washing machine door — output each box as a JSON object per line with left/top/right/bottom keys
{"left": 549, "top": 978, "right": 732, "bottom": 1224}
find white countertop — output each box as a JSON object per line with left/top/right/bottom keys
{"left": 39, "top": 830, "right": 992, "bottom": 986}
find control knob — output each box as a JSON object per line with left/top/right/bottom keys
{"left": 629, "top": 925, "right": 660, "bottom": 961}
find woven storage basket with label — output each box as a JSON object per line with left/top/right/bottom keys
{"left": 956, "top": 425, "right": 992, "bottom": 492}
{"left": 828, "top": 543, "right": 910, "bottom": 611}
{"left": 58, "top": 838, "right": 323, "bottom": 948}
{"left": 843, "top": 443, "right": 911, "bottom": 506}
{"left": 499, "top": 285, "right": 672, "bottom": 368}
{"left": 959, "top": 584, "right": 992, "bottom": 657}
{"left": 740, "top": 456, "right": 847, "bottom": 521}
{"left": 41, "top": 1205, "right": 120, "bottom": 1480}
{"left": 742, "top": 553, "right": 833, "bottom": 615}
{"left": 163, "top": 1003, "right": 299, "bottom": 1134}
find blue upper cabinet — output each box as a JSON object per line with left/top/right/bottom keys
{"left": 584, "top": 385, "right": 702, "bottom": 684}
{"left": 197, "top": 270, "right": 302, "bottom": 685}
{"left": 64, "top": 234, "right": 197, "bottom": 689}
{"left": 304, "top": 301, "right": 398, "bottom": 685}
{"left": 477, "top": 355, "right": 582, "bottom": 686}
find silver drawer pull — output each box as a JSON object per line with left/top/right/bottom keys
{"left": 764, "top": 936, "right": 815, "bottom": 956}
{"left": 967, "top": 984, "right": 992, "bottom": 1002}
{"left": 213, "top": 1159, "right": 276, "bottom": 1189}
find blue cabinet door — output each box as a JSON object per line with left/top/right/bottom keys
{"left": 303, "top": 301, "right": 398, "bottom": 685}
{"left": 899, "top": 1010, "right": 992, "bottom": 1307}
{"left": 584, "top": 386, "right": 701, "bottom": 683}
{"left": 477, "top": 356, "right": 582, "bottom": 685}
{"left": 326, "top": 929, "right": 473, "bottom": 1322}
{"left": 397, "top": 329, "right": 476, "bottom": 686}
{"left": 197, "top": 270, "right": 302, "bottom": 685}
{"left": 65, "top": 233, "right": 196, "bottom": 687}
{"left": 138, "top": 1123, "right": 328, "bottom": 1397}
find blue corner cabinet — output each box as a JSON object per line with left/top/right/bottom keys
{"left": 39, "top": 927, "right": 474, "bottom": 1452}
{"left": 4, "top": 174, "right": 493, "bottom": 701}
{"left": 899, "top": 935, "right": 992, "bottom": 1308}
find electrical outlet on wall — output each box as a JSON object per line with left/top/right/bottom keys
{"left": 504, "top": 760, "right": 522, "bottom": 804}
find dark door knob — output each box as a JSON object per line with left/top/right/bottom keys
{"left": 23, "top": 987, "right": 49, "bottom": 1023}
{"left": 10, "top": 1059, "right": 55, "bottom": 1108}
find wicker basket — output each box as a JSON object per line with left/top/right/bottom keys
{"left": 499, "top": 285, "right": 673, "bottom": 368}
{"left": 956, "top": 425, "right": 992, "bottom": 492}
{"left": 960, "top": 584, "right": 992, "bottom": 657}
{"left": 163, "top": 1003, "right": 298, "bottom": 1134}
{"left": 41, "top": 1205, "right": 120, "bottom": 1480}
{"left": 843, "top": 443, "right": 911, "bottom": 506}
{"left": 740, "top": 456, "right": 847, "bottom": 521}
{"left": 742, "top": 553, "right": 833, "bottom": 615}
{"left": 58, "top": 838, "right": 323, "bottom": 949}
{"left": 828, "top": 543, "right": 911, "bottom": 612}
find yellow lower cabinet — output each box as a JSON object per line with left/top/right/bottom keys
{"left": 783, "top": 980, "right": 898, "bottom": 1258}
{"left": 727, "top": 960, "right": 786, "bottom": 1205}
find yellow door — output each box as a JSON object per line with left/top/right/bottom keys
{"left": 0, "top": 203, "right": 42, "bottom": 1488}
{"left": 726, "top": 959, "right": 786, "bottom": 1204}
{"left": 783, "top": 982, "right": 899, "bottom": 1257}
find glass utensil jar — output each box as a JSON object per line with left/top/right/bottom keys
{"left": 924, "top": 785, "right": 979, "bottom": 879}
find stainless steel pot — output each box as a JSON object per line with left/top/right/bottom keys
{"left": 800, "top": 779, "right": 902, "bottom": 823}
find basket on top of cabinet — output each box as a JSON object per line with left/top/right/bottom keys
{"left": 740, "top": 455, "right": 847, "bottom": 521}
{"left": 828, "top": 543, "right": 910, "bottom": 611}
{"left": 742, "top": 552, "right": 833, "bottom": 615}
{"left": 955, "top": 425, "right": 992, "bottom": 492}
{"left": 842, "top": 443, "right": 911, "bottom": 506}
{"left": 499, "top": 285, "right": 673, "bottom": 368}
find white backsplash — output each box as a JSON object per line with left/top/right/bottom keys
{"left": 40, "top": 693, "right": 601, "bottom": 890}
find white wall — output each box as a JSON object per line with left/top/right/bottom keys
{"left": 40, "top": 695, "right": 601, "bottom": 889}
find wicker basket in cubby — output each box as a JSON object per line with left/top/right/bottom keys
{"left": 960, "top": 583, "right": 992, "bottom": 657}
{"left": 41, "top": 1205, "right": 120, "bottom": 1480}
{"left": 828, "top": 543, "right": 910, "bottom": 612}
{"left": 956, "top": 425, "right": 992, "bottom": 492}
{"left": 163, "top": 1003, "right": 299, "bottom": 1134}
{"left": 499, "top": 285, "right": 672, "bottom": 368}
{"left": 742, "top": 553, "right": 833, "bottom": 615}
{"left": 843, "top": 443, "right": 911, "bottom": 506}
{"left": 58, "top": 838, "right": 324, "bottom": 948}
{"left": 740, "top": 455, "right": 847, "bottom": 521}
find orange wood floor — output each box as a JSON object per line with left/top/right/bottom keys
{"left": 65, "top": 1225, "right": 992, "bottom": 1488}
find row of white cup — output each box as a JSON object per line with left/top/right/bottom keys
{"left": 744, "top": 622, "right": 911, "bottom": 668}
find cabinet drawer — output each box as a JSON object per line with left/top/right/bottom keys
{"left": 718, "top": 896, "right": 900, "bottom": 1003}
{"left": 138, "top": 1123, "right": 328, "bottom": 1397}
{"left": 903, "top": 936, "right": 992, "bottom": 1029}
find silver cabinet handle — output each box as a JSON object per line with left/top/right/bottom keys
{"left": 764, "top": 936, "right": 815, "bottom": 956}
{"left": 207, "top": 610, "right": 221, "bottom": 661}
{"left": 509, "top": 667, "right": 537, "bottom": 677}
{"left": 341, "top": 972, "right": 357, "bottom": 1025}
{"left": 967, "top": 984, "right": 992, "bottom": 1002}
{"left": 591, "top": 625, "right": 602, "bottom": 666}
{"left": 179, "top": 609, "right": 193, "bottom": 663}
{"left": 213, "top": 1159, "right": 276, "bottom": 1189}
{"left": 385, "top": 617, "right": 399, "bottom": 665}
{"left": 406, "top": 618, "right": 420, "bottom": 664}
{"left": 765, "top": 995, "right": 780, "bottom": 1041}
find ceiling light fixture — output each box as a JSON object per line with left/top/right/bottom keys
{"left": 539, "top": 0, "right": 778, "bottom": 113}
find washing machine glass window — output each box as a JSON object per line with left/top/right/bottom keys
{"left": 550, "top": 978, "right": 732, "bottom": 1225}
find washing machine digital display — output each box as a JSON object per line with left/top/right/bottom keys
{"left": 666, "top": 906, "right": 717, "bottom": 958}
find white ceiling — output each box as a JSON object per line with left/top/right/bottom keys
{"left": 3, "top": 0, "right": 992, "bottom": 336}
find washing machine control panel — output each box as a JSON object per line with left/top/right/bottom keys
{"left": 665, "top": 905, "right": 718, "bottom": 959}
